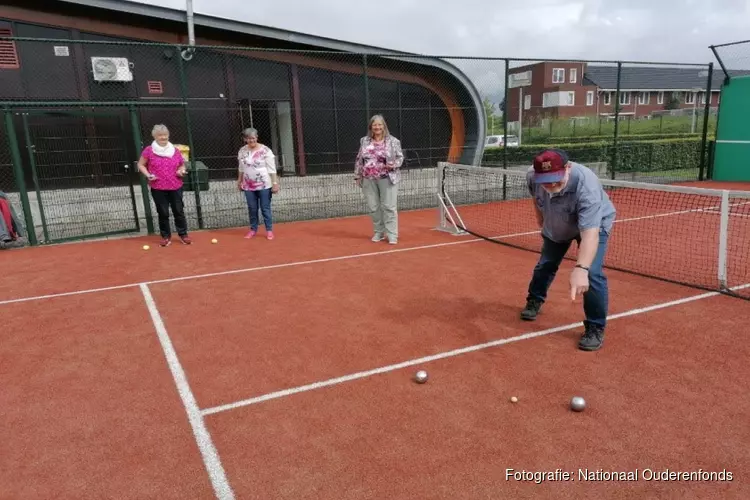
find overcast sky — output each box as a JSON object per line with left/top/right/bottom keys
{"left": 134, "top": 0, "right": 749, "bottom": 63}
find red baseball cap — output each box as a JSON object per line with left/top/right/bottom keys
{"left": 532, "top": 149, "right": 569, "bottom": 183}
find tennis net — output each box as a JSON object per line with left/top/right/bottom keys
{"left": 436, "top": 162, "right": 750, "bottom": 300}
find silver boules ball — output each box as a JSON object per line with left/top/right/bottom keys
{"left": 414, "top": 370, "right": 428, "bottom": 384}
{"left": 570, "top": 396, "right": 586, "bottom": 412}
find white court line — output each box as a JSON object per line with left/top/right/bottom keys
{"left": 0, "top": 283, "right": 138, "bottom": 306}
{"left": 201, "top": 281, "right": 750, "bottom": 417}
{"left": 140, "top": 284, "right": 235, "bottom": 500}
{"left": 3, "top": 200, "right": 750, "bottom": 307}
{"left": 0, "top": 234, "right": 519, "bottom": 306}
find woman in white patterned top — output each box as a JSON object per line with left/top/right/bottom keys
{"left": 237, "top": 128, "right": 280, "bottom": 240}
{"left": 354, "top": 115, "right": 404, "bottom": 244}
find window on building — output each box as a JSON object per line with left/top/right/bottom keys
{"left": 565, "top": 91, "right": 575, "bottom": 106}
{"left": 638, "top": 92, "right": 649, "bottom": 105}
{"left": 603, "top": 92, "right": 611, "bottom": 105}
{"left": 685, "top": 92, "right": 695, "bottom": 104}
{"left": 657, "top": 91, "right": 664, "bottom": 104}
{"left": 586, "top": 91, "right": 594, "bottom": 106}
{"left": 552, "top": 68, "right": 565, "bottom": 83}
{"left": 619, "top": 91, "right": 631, "bottom": 105}
{"left": 524, "top": 94, "right": 531, "bottom": 110}
{"left": 570, "top": 68, "right": 577, "bottom": 83}
{"left": 700, "top": 92, "right": 706, "bottom": 105}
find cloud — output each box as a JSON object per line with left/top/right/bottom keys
{"left": 131, "top": 0, "right": 749, "bottom": 102}
{"left": 138, "top": 0, "right": 748, "bottom": 61}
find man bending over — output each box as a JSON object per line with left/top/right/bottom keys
{"left": 520, "top": 149, "right": 616, "bottom": 351}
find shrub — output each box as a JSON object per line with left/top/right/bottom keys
{"left": 481, "top": 138, "right": 704, "bottom": 174}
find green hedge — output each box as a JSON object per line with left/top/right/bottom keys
{"left": 481, "top": 138, "right": 705, "bottom": 174}
{"left": 520, "top": 132, "right": 707, "bottom": 146}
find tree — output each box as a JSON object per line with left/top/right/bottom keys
{"left": 664, "top": 93, "right": 680, "bottom": 110}
{"left": 483, "top": 97, "right": 495, "bottom": 119}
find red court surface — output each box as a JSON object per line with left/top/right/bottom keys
{"left": 2, "top": 207, "right": 749, "bottom": 499}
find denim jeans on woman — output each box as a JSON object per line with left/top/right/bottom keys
{"left": 244, "top": 188, "right": 273, "bottom": 231}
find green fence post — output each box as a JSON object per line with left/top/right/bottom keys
{"left": 129, "top": 105, "right": 155, "bottom": 235}
{"left": 698, "top": 62, "right": 714, "bottom": 181}
{"left": 176, "top": 45, "right": 204, "bottom": 230}
{"left": 502, "top": 58, "right": 509, "bottom": 200}
{"left": 3, "top": 108, "right": 37, "bottom": 245}
{"left": 611, "top": 62, "right": 622, "bottom": 179}
{"left": 363, "top": 54, "right": 370, "bottom": 122}
{"left": 20, "top": 113, "right": 49, "bottom": 242}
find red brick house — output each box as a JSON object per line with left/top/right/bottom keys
{"left": 506, "top": 61, "right": 742, "bottom": 126}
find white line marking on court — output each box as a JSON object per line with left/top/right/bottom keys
{"left": 0, "top": 283, "right": 137, "bottom": 306}
{"left": 201, "top": 282, "right": 750, "bottom": 417}
{"left": 2, "top": 202, "right": 749, "bottom": 308}
{"left": 0, "top": 235, "right": 513, "bottom": 306}
{"left": 140, "top": 283, "right": 235, "bottom": 500}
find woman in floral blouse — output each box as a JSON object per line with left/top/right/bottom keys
{"left": 237, "top": 128, "right": 280, "bottom": 240}
{"left": 354, "top": 114, "right": 404, "bottom": 244}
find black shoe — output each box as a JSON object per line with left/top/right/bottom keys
{"left": 578, "top": 325, "right": 605, "bottom": 351}
{"left": 520, "top": 298, "right": 543, "bottom": 321}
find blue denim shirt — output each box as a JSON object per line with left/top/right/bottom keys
{"left": 526, "top": 162, "right": 616, "bottom": 243}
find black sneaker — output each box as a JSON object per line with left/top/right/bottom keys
{"left": 520, "top": 298, "right": 543, "bottom": 321}
{"left": 578, "top": 325, "right": 605, "bottom": 351}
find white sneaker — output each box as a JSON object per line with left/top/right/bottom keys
{"left": 388, "top": 237, "right": 398, "bottom": 245}
{"left": 372, "top": 233, "right": 384, "bottom": 242}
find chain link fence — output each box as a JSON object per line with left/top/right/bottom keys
{"left": 0, "top": 36, "right": 723, "bottom": 244}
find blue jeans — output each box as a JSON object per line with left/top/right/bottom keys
{"left": 526, "top": 229, "right": 610, "bottom": 329}
{"left": 244, "top": 188, "right": 273, "bottom": 231}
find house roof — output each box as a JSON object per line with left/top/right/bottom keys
{"left": 584, "top": 65, "right": 750, "bottom": 91}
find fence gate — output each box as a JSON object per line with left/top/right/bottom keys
{"left": 19, "top": 110, "right": 141, "bottom": 243}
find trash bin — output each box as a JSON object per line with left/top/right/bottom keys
{"left": 183, "top": 160, "right": 209, "bottom": 192}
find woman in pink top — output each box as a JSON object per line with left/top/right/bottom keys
{"left": 137, "top": 124, "right": 191, "bottom": 247}
{"left": 354, "top": 115, "right": 404, "bottom": 244}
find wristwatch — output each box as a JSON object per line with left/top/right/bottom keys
{"left": 575, "top": 264, "right": 590, "bottom": 271}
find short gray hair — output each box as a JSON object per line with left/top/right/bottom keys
{"left": 151, "top": 124, "right": 169, "bottom": 136}
{"left": 242, "top": 127, "right": 258, "bottom": 139}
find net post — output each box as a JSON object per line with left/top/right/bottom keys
{"left": 717, "top": 189, "right": 730, "bottom": 290}
{"left": 436, "top": 161, "right": 446, "bottom": 230}
{"left": 434, "top": 161, "right": 466, "bottom": 236}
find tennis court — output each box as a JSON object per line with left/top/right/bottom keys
{"left": 2, "top": 166, "right": 750, "bottom": 500}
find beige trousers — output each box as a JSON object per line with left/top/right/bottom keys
{"left": 361, "top": 177, "right": 398, "bottom": 238}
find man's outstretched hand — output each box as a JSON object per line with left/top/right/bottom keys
{"left": 570, "top": 267, "right": 590, "bottom": 301}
